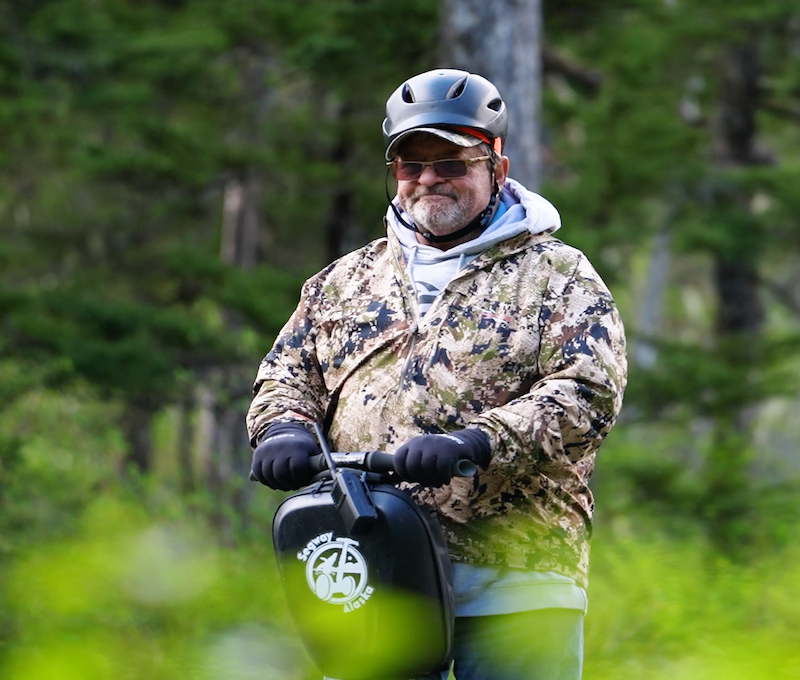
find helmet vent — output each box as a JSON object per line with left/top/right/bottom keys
{"left": 446, "top": 76, "right": 468, "bottom": 99}
{"left": 401, "top": 84, "right": 416, "bottom": 103}
{"left": 488, "top": 98, "right": 502, "bottom": 111}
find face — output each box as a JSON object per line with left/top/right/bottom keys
{"left": 394, "top": 133, "right": 508, "bottom": 247}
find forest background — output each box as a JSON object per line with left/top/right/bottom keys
{"left": 1, "top": 0, "right": 799, "bottom": 678}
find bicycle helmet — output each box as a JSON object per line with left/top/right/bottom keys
{"left": 383, "top": 69, "right": 507, "bottom": 160}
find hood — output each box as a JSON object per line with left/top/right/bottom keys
{"left": 387, "top": 177, "right": 561, "bottom": 262}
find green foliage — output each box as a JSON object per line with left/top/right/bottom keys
{"left": 1, "top": 388, "right": 798, "bottom": 680}
{"left": 543, "top": 0, "right": 800, "bottom": 280}
{"left": 593, "top": 422, "right": 800, "bottom": 556}
{"left": 626, "top": 333, "right": 800, "bottom": 422}
{"left": 585, "top": 526, "right": 800, "bottom": 679}
{"left": 1, "top": 401, "right": 798, "bottom": 679}
{"left": 0, "top": 0, "right": 440, "bottom": 416}
{"left": 1, "top": 496, "right": 312, "bottom": 680}
{"left": 0, "top": 263, "right": 297, "bottom": 405}
{"left": 544, "top": 2, "right": 800, "bottom": 570}
{"left": 0, "top": 0, "right": 314, "bottom": 414}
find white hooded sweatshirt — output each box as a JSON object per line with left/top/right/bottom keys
{"left": 387, "top": 177, "right": 562, "bottom": 316}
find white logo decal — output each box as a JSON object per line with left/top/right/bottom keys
{"left": 298, "top": 534, "right": 374, "bottom": 612}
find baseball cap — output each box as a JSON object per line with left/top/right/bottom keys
{"left": 386, "top": 126, "right": 490, "bottom": 159}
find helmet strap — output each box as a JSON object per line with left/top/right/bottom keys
{"left": 384, "top": 163, "right": 501, "bottom": 246}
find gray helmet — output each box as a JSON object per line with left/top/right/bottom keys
{"left": 382, "top": 69, "right": 508, "bottom": 159}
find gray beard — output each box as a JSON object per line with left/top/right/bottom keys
{"left": 405, "top": 193, "right": 473, "bottom": 235}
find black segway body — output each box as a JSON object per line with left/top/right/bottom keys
{"left": 270, "top": 440, "right": 458, "bottom": 680}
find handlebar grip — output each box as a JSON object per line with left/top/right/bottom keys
{"left": 364, "top": 451, "right": 396, "bottom": 474}
{"left": 452, "top": 458, "right": 477, "bottom": 478}
{"left": 309, "top": 453, "right": 329, "bottom": 474}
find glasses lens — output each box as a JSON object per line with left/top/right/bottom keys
{"left": 393, "top": 162, "right": 424, "bottom": 180}
{"left": 391, "top": 159, "right": 469, "bottom": 180}
{"left": 432, "top": 160, "right": 468, "bottom": 178}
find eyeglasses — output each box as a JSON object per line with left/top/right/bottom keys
{"left": 386, "top": 156, "right": 491, "bottom": 181}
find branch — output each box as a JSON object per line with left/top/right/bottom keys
{"left": 761, "top": 99, "right": 800, "bottom": 122}
{"left": 761, "top": 277, "right": 800, "bottom": 321}
{"left": 542, "top": 44, "right": 603, "bottom": 97}
{"left": 757, "top": 78, "right": 800, "bottom": 121}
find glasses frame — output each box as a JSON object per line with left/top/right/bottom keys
{"left": 386, "top": 155, "right": 492, "bottom": 181}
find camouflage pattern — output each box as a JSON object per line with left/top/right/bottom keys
{"left": 247, "top": 227, "right": 627, "bottom": 589}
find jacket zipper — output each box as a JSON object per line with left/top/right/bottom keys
{"left": 389, "top": 236, "right": 423, "bottom": 396}
{"left": 396, "top": 323, "right": 419, "bottom": 395}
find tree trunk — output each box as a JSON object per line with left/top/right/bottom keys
{"left": 633, "top": 228, "right": 672, "bottom": 369}
{"left": 712, "top": 42, "right": 766, "bottom": 341}
{"left": 221, "top": 171, "right": 261, "bottom": 270}
{"left": 440, "top": 0, "right": 542, "bottom": 189}
{"left": 195, "top": 172, "right": 263, "bottom": 540}
{"left": 122, "top": 401, "right": 155, "bottom": 474}
{"left": 195, "top": 52, "right": 275, "bottom": 538}
{"left": 324, "top": 101, "right": 365, "bottom": 261}
{"left": 176, "top": 397, "right": 196, "bottom": 494}
{"left": 204, "top": 371, "right": 253, "bottom": 545}
{"left": 702, "top": 40, "right": 769, "bottom": 554}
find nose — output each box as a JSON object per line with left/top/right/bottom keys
{"left": 416, "top": 164, "right": 443, "bottom": 186}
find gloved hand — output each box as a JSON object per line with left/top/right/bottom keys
{"left": 393, "top": 428, "right": 491, "bottom": 487}
{"left": 251, "top": 422, "right": 318, "bottom": 491}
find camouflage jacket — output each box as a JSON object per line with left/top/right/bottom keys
{"left": 247, "top": 226, "right": 627, "bottom": 588}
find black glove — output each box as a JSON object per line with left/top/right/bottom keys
{"left": 393, "top": 428, "right": 491, "bottom": 488}
{"left": 251, "top": 422, "right": 318, "bottom": 491}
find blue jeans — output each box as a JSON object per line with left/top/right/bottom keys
{"left": 441, "top": 609, "right": 584, "bottom": 680}
{"left": 327, "top": 608, "right": 584, "bottom": 680}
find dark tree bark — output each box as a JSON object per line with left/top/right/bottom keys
{"left": 712, "top": 42, "right": 766, "bottom": 342}
{"left": 197, "top": 51, "right": 275, "bottom": 538}
{"left": 197, "top": 171, "right": 263, "bottom": 539}
{"left": 440, "top": 0, "right": 543, "bottom": 189}
{"left": 204, "top": 372, "right": 253, "bottom": 545}
{"left": 122, "top": 401, "right": 156, "bottom": 474}
{"left": 703, "top": 41, "right": 771, "bottom": 554}
{"left": 176, "top": 396, "right": 195, "bottom": 494}
{"left": 221, "top": 170, "right": 261, "bottom": 270}
{"left": 324, "top": 102, "right": 365, "bottom": 261}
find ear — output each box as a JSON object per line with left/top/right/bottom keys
{"left": 494, "top": 156, "right": 510, "bottom": 187}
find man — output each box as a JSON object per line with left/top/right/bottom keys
{"left": 248, "top": 69, "right": 627, "bottom": 680}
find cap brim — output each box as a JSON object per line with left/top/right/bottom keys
{"left": 386, "top": 127, "right": 483, "bottom": 159}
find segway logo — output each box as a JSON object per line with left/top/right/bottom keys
{"left": 297, "top": 533, "right": 374, "bottom": 612}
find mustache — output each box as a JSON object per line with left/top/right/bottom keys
{"left": 411, "top": 187, "right": 458, "bottom": 200}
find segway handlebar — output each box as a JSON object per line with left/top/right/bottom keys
{"left": 249, "top": 451, "right": 477, "bottom": 482}
{"left": 308, "top": 451, "right": 477, "bottom": 478}
{"left": 250, "top": 422, "right": 478, "bottom": 484}
{"left": 253, "top": 426, "right": 477, "bottom": 535}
